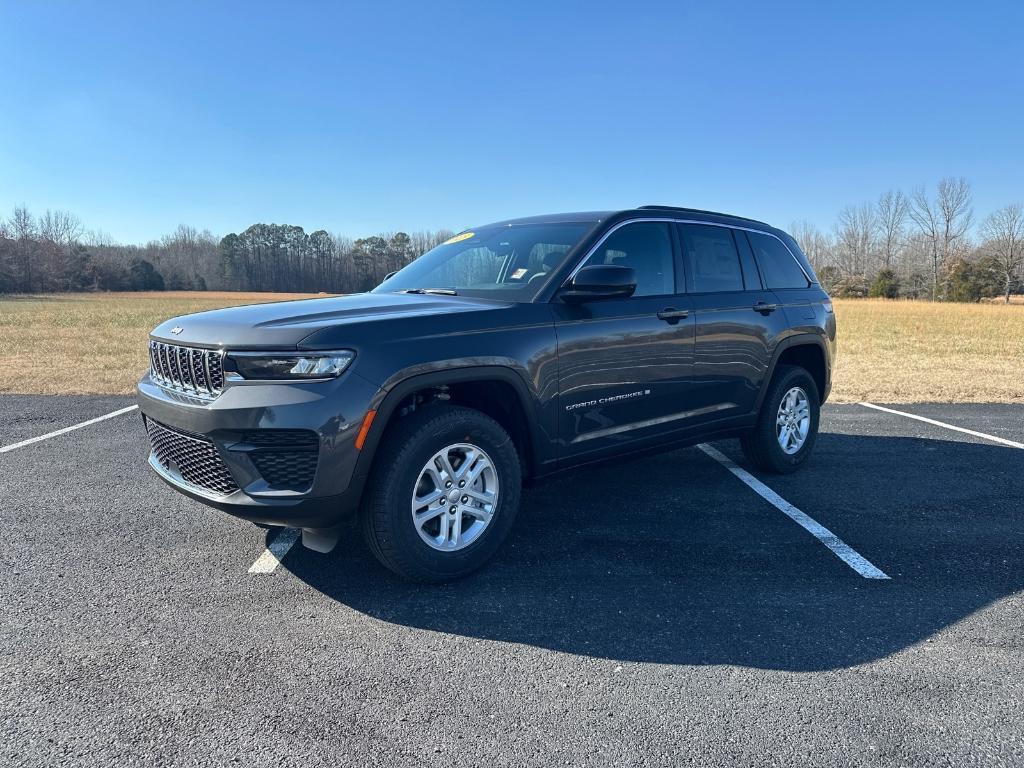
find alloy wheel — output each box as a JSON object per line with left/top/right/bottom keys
{"left": 410, "top": 443, "right": 499, "bottom": 551}
{"left": 776, "top": 386, "right": 811, "bottom": 455}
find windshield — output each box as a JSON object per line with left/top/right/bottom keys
{"left": 372, "top": 222, "right": 594, "bottom": 302}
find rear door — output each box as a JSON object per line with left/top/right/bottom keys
{"left": 551, "top": 221, "right": 695, "bottom": 460}
{"left": 678, "top": 223, "right": 788, "bottom": 421}
{"left": 744, "top": 229, "right": 816, "bottom": 323}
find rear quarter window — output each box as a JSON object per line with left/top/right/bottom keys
{"left": 747, "top": 231, "right": 810, "bottom": 290}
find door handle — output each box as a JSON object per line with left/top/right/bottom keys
{"left": 753, "top": 301, "right": 778, "bottom": 314}
{"left": 657, "top": 308, "right": 690, "bottom": 324}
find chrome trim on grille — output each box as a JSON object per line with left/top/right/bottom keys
{"left": 148, "top": 341, "right": 225, "bottom": 399}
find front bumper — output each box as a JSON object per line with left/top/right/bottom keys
{"left": 137, "top": 369, "right": 381, "bottom": 528}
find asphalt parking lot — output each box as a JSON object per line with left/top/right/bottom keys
{"left": 2, "top": 396, "right": 1022, "bottom": 767}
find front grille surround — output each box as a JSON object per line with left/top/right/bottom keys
{"left": 149, "top": 341, "right": 225, "bottom": 398}
{"left": 145, "top": 417, "right": 239, "bottom": 496}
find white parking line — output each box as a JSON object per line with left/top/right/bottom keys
{"left": 248, "top": 528, "right": 301, "bottom": 574}
{"left": 697, "top": 443, "right": 890, "bottom": 580}
{"left": 0, "top": 405, "right": 139, "bottom": 454}
{"left": 859, "top": 402, "right": 1024, "bottom": 449}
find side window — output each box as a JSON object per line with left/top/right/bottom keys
{"left": 580, "top": 222, "right": 674, "bottom": 297}
{"left": 748, "top": 231, "right": 810, "bottom": 289}
{"left": 678, "top": 223, "right": 743, "bottom": 293}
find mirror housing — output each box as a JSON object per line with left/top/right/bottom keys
{"left": 559, "top": 264, "right": 637, "bottom": 302}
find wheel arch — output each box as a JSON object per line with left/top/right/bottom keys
{"left": 350, "top": 366, "right": 544, "bottom": 503}
{"left": 757, "top": 334, "right": 831, "bottom": 411}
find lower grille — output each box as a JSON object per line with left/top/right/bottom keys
{"left": 145, "top": 418, "right": 239, "bottom": 495}
{"left": 243, "top": 430, "right": 318, "bottom": 491}
{"left": 250, "top": 451, "right": 318, "bottom": 490}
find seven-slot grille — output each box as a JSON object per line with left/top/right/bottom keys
{"left": 145, "top": 417, "right": 239, "bottom": 495}
{"left": 149, "top": 341, "right": 224, "bottom": 397}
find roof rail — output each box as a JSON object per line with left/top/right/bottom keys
{"left": 637, "top": 205, "right": 766, "bottom": 225}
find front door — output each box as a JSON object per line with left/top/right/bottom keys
{"left": 551, "top": 221, "right": 695, "bottom": 460}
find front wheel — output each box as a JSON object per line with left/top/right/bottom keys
{"left": 740, "top": 365, "right": 820, "bottom": 473}
{"left": 360, "top": 405, "right": 521, "bottom": 581}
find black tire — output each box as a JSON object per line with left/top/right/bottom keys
{"left": 360, "top": 404, "right": 521, "bottom": 582}
{"left": 740, "top": 365, "right": 820, "bottom": 474}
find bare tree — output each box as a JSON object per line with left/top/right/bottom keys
{"left": 158, "top": 224, "right": 219, "bottom": 288}
{"left": 790, "top": 220, "right": 833, "bottom": 274}
{"left": 907, "top": 186, "right": 941, "bottom": 298}
{"left": 908, "top": 178, "right": 972, "bottom": 299}
{"left": 981, "top": 203, "right": 1024, "bottom": 303}
{"left": 38, "top": 209, "right": 84, "bottom": 246}
{"left": 834, "top": 203, "right": 876, "bottom": 278}
{"left": 937, "top": 176, "right": 973, "bottom": 262}
{"left": 0, "top": 219, "right": 11, "bottom": 291}
{"left": 875, "top": 190, "right": 907, "bottom": 269}
{"left": 35, "top": 209, "right": 86, "bottom": 291}
{"left": 83, "top": 229, "right": 116, "bottom": 247}
{"left": 10, "top": 206, "right": 37, "bottom": 239}
{"left": 9, "top": 205, "right": 38, "bottom": 291}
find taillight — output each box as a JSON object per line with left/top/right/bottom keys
{"left": 822, "top": 299, "right": 833, "bottom": 313}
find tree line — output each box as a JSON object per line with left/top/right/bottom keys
{"left": 0, "top": 209, "right": 453, "bottom": 295}
{"left": 2, "top": 177, "right": 1022, "bottom": 301}
{"left": 792, "top": 178, "right": 1023, "bottom": 302}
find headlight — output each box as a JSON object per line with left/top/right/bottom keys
{"left": 226, "top": 351, "right": 355, "bottom": 381}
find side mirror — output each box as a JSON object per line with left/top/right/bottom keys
{"left": 559, "top": 264, "right": 637, "bottom": 302}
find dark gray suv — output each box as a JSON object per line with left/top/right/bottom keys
{"left": 138, "top": 206, "right": 836, "bottom": 580}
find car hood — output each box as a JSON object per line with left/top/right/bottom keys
{"left": 150, "top": 292, "right": 512, "bottom": 349}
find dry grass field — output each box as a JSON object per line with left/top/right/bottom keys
{"left": 0, "top": 292, "right": 325, "bottom": 395}
{"left": 1, "top": 293, "right": 1022, "bottom": 402}
{"left": 833, "top": 299, "right": 1024, "bottom": 403}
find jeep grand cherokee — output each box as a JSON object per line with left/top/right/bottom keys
{"left": 138, "top": 206, "right": 835, "bottom": 581}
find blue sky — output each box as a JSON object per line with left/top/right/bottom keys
{"left": 1, "top": 1, "right": 1021, "bottom": 243}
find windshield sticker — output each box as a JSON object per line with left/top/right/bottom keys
{"left": 510, "top": 268, "right": 528, "bottom": 280}
{"left": 444, "top": 231, "right": 475, "bottom": 245}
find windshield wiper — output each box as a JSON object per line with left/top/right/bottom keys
{"left": 400, "top": 288, "right": 458, "bottom": 295}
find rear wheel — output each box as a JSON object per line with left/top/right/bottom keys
{"left": 361, "top": 404, "right": 521, "bottom": 581}
{"left": 740, "top": 365, "right": 820, "bottom": 473}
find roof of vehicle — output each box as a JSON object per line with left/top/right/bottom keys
{"left": 476, "top": 206, "right": 774, "bottom": 231}
{"left": 633, "top": 205, "right": 771, "bottom": 227}
{"left": 478, "top": 211, "right": 615, "bottom": 228}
